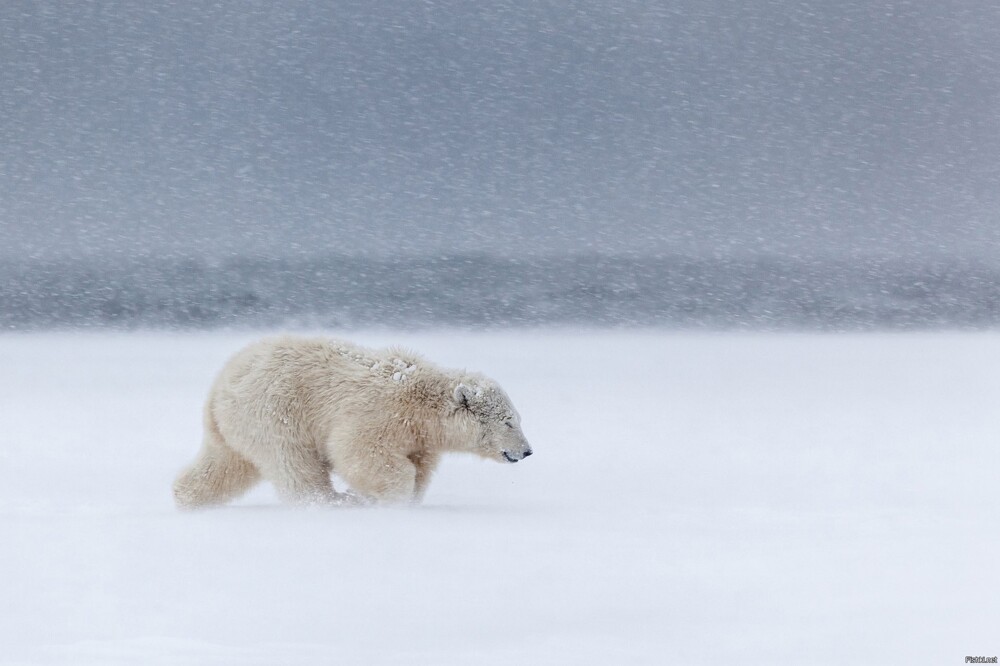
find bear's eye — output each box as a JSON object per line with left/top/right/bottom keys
{"left": 504, "top": 421, "right": 514, "bottom": 429}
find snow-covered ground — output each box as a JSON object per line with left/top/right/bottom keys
{"left": 1, "top": 330, "right": 997, "bottom": 664}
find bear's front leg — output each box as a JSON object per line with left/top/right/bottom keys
{"left": 409, "top": 450, "right": 441, "bottom": 504}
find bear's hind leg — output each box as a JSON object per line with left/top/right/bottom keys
{"left": 257, "top": 446, "right": 340, "bottom": 505}
{"left": 339, "top": 451, "right": 417, "bottom": 504}
{"left": 174, "top": 432, "right": 261, "bottom": 509}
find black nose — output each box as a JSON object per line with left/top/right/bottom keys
{"left": 522, "top": 449, "right": 533, "bottom": 458}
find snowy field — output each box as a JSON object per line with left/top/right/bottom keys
{"left": 1, "top": 330, "right": 997, "bottom": 665}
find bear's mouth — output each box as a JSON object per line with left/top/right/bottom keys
{"left": 502, "top": 451, "right": 518, "bottom": 463}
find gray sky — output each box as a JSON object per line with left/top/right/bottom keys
{"left": 2, "top": 0, "right": 999, "bottom": 260}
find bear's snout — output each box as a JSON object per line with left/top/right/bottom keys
{"left": 502, "top": 447, "right": 533, "bottom": 463}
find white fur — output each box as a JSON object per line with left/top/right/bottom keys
{"left": 173, "top": 336, "right": 532, "bottom": 508}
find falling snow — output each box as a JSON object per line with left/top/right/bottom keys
{"left": 2, "top": 3, "right": 999, "bottom": 663}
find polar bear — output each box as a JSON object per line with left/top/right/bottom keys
{"left": 173, "top": 336, "right": 532, "bottom": 508}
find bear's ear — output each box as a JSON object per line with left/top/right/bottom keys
{"left": 453, "top": 383, "right": 475, "bottom": 410}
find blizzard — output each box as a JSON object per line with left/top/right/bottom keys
{"left": 1, "top": 330, "right": 997, "bottom": 664}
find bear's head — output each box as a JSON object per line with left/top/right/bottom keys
{"left": 452, "top": 380, "right": 533, "bottom": 463}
